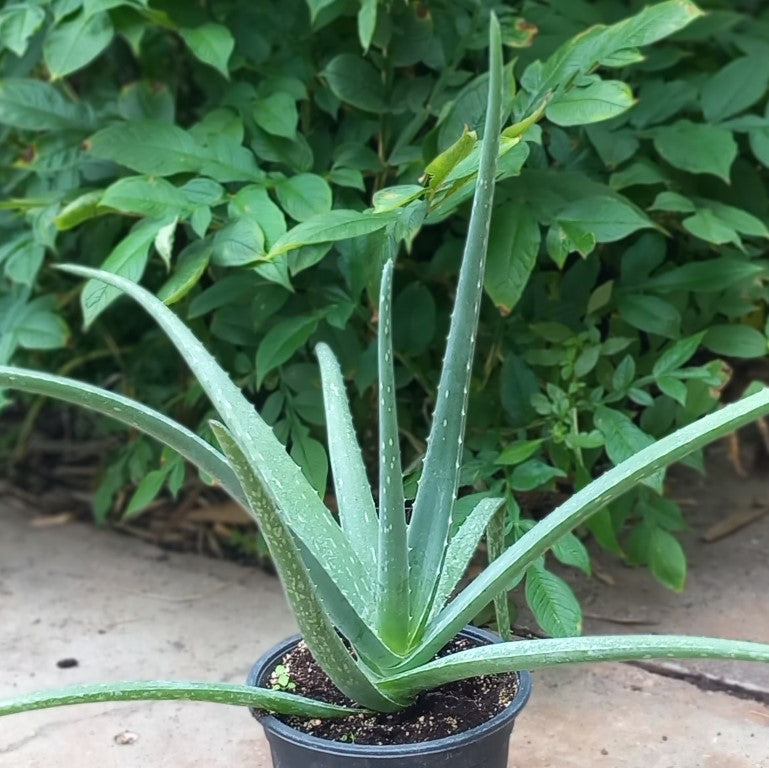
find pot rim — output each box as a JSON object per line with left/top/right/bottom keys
{"left": 247, "top": 626, "right": 532, "bottom": 757}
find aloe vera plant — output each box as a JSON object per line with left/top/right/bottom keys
{"left": 3, "top": 6, "right": 769, "bottom": 727}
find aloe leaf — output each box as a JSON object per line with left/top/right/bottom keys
{"left": 0, "top": 366, "right": 246, "bottom": 507}
{"left": 315, "top": 343, "right": 378, "bottom": 577}
{"left": 210, "top": 421, "right": 405, "bottom": 712}
{"left": 0, "top": 680, "right": 362, "bottom": 719}
{"left": 300, "top": 543, "right": 406, "bottom": 673}
{"left": 56, "top": 264, "right": 373, "bottom": 626}
{"left": 427, "top": 497, "right": 503, "bottom": 624}
{"left": 486, "top": 503, "right": 512, "bottom": 641}
{"left": 407, "top": 14, "right": 504, "bottom": 632}
{"left": 407, "top": 387, "right": 769, "bottom": 667}
{"left": 381, "top": 635, "right": 769, "bottom": 698}
{"left": 376, "top": 258, "right": 409, "bottom": 649}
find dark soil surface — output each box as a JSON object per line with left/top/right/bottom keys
{"left": 268, "top": 637, "right": 520, "bottom": 745}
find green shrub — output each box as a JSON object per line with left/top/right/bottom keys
{"left": 1, "top": 0, "right": 768, "bottom": 635}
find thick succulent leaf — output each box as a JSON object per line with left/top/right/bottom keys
{"left": 0, "top": 366, "right": 245, "bottom": 507}
{"left": 210, "top": 422, "right": 404, "bottom": 712}
{"left": 57, "top": 264, "right": 373, "bottom": 626}
{"left": 406, "top": 386, "right": 769, "bottom": 667}
{"left": 427, "top": 497, "right": 503, "bottom": 624}
{"left": 486, "top": 503, "right": 512, "bottom": 640}
{"left": 300, "top": 542, "right": 406, "bottom": 673}
{"left": 315, "top": 343, "right": 378, "bottom": 577}
{"left": 381, "top": 635, "right": 769, "bottom": 698}
{"left": 376, "top": 258, "right": 409, "bottom": 649}
{"left": 0, "top": 680, "right": 362, "bottom": 719}
{"left": 407, "top": 14, "right": 504, "bottom": 634}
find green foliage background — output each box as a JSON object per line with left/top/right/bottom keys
{"left": 2, "top": 0, "right": 768, "bottom": 635}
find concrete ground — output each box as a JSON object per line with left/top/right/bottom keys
{"left": 2, "top": 448, "right": 769, "bottom": 767}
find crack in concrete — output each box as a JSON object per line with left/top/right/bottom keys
{"left": 628, "top": 660, "right": 769, "bottom": 706}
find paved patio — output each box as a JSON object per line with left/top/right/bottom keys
{"left": 1, "top": 448, "right": 768, "bottom": 767}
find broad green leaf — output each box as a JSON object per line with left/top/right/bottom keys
{"left": 181, "top": 178, "right": 225, "bottom": 207}
{"left": 0, "top": 79, "right": 93, "bottom": 131}
{"left": 15, "top": 305, "right": 69, "bottom": 350}
{"left": 393, "top": 283, "right": 435, "bottom": 356}
{"left": 653, "top": 333, "right": 705, "bottom": 377}
{"left": 276, "top": 174, "right": 333, "bottom": 222}
{"left": 586, "top": 124, "right": 639, "bottom": 168}
{"left": 0, "top": 366, "right": 244, "bottom": 505}
{"left": 425, "top": 129, "right": 477, "bottom": 191}
{"left": 306, "top": 0, "right": 339, "bottom": 24}
{"left": 682, "top": 210, "right": 740, "bottom": 246}
{"left": 551, "top": 533, "right": 591, "bottom": 575}
{"left": 256, "top": 315, "right": 319, "bottom": 387}
{"left": 611, "top": 355, "right": 636, "bottom": 392}
{"left": 485, "top": 203, "right": 540, "bottom": 313}
{"left": 546, "top": 78, "right": 635, "bottom": 127}
{"left": 117, "top": 80, "right": 175, "bottom": 122}
{"left": 372, "top": 185, "right": 424, "bottom": 213}
{"left": 657, "top": 376, "right": 687, "bottom": 406}
{"left": 495, "top": 439, "right": 544, "bottom": 466}
{"left": 100, "top": 176, "right": 188, "bottom": 218}
{"left": 375, "top": 259, "right": 409, "bottom": 649}
{"left": 81, "top": 218, "right": 169, "bottom": 327}
{"left": 704, "top": 325, "right": 767, "bottom": 359}
{"left": 408, "top": 18, "right": 503, "bottom": 633}
{"left": 0, "top": 5, "right": 46, "bottom": 57}
{"left": 210, "top": 422, "right": 402, "bottom": 711}
{"left": 253, "top": 93, "right": 298, "bottom": 138}
{"left": 229, "top": 186, "right": 286, "bottom": 248}
{"left": 0, "top": 680, "right": 363, "bottom": 719}
{"left": 648, "top": 526, "right": 687, "bottom": 591}
{"left": 701, "top": 57, "right": 769, "bottom": 123}
{"left": 557, "top": 195, "right": 654, "bottom": 243}
{"left": 158, "top": 240, "right": 212, "bottom": 305}
{"left": 609, "top": 160, "right": 669, "bottom": 190}
{"left": 652, "top": 120, "right": 737, "bottom": 181}
{"left": 500, "top": 356, "right": 539, "bottom": 427}
{"left": 88, "top": 122, "right": 262, "bottom": 182}
{"left": 88, "top": 122, "right": 202, "bottom": 175}
{"left": 707, "top": 202, "right": 769, "bottom": 239}
{"left": 525, "top": 562, "right": 582, "bottom": 637}
{"left": 618, "top": 294, "right": 681, "bottom": 338}
{"left": 124, "top": 467, "right": 168, "bottom": 519}
{"left": 180, "top": 24, "right": 234, "bottom": 79}
{"left": 511, "top": 460, "right": 566, "bottom": 491}
{"left": 650, "top": 191, "right": 696, "bottom": 213}
{"left": 154, "top": 216, "right": 176, "bottom": 269}
{"left": 751, "top": 128, "right": 769, "bottom": 168}
{"left": 594, "top": 405, "right": 662, "bottom": 493}
{"left": 323, "top": 53, "right": 386, "bottom": 112}
{"left": 357, "top": 0, "right": 377, "bottom": 51}
{"left": 44, "top": 10, "right": 114, "bottom": 79}
{"left": 428, "top": 497, "right": 503, "bottom": 623}
{"left": 315, "top": 343, "right": 377, "bottom": 577}
{"left": 641, "top": 258, "right": 764, "bottom": 293}
{"left": 212, "top": 217, "right": 265, "bottom": 267}
{"left": 6, "top": 242, "right": 44, "bottom": 286}
{"left": 269, "top": 210, "right": 393, "bottom": 256}
{"left": 382, "top": 635, "right": 769, "bottom": 698}
{"left": 290, "top": 431, "right": 328, "bottom": 497}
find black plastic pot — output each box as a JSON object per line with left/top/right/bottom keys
{"left": 247, "top": 626, "right": 532, "bottom": 768}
